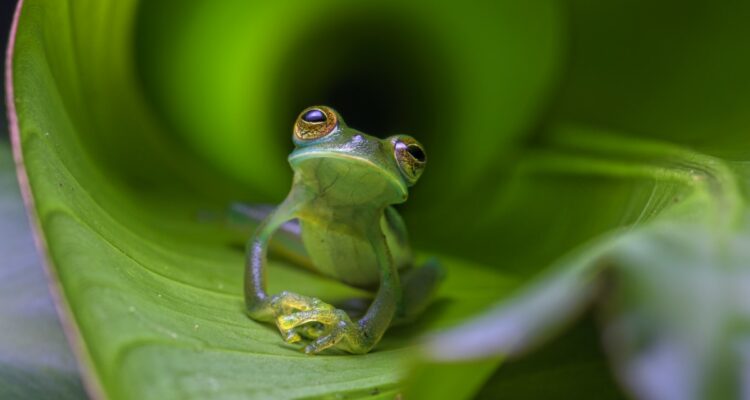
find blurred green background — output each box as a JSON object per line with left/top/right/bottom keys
{"left": 4, "top": 0, "right": 750, "bottom": 399}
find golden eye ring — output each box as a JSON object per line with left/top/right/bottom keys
{"left": 294, "top": 106, "right": 338, "bottom": 140}
{"left": 393, "top": 136, "right": 427, "bottom": 184}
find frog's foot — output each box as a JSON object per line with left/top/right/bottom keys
{"left": 269, "top": 291, "right": 332, "bottom": 315}
{"left": 249, "top": 291, "right": 316, "bottom": 321}
{"left": 280, "top": 321, "right": 326, "bottom": 343}
{"left": 264, "top": 292, "right": 334, "bottom": 344}
{"left": 277, "top": 308, "right": 366, "bottom": 354}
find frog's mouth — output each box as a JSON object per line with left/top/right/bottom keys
{"left": 288, "top": 147, "right": 380, "bottom": 167}
{"left": 288, "top": 149, "right": 408, "bottom": 203}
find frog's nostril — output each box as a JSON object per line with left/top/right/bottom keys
{"left": 302, "top": 109, "right": 326, "bottom": 123}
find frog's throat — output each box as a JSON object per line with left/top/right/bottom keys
{"left": 288, "top": 150, "right": 408, "bottom": 201}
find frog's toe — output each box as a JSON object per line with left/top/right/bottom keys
{"left": 298, "top": 322, "right": 326, "bottom": 339}
{"left": 271, "top": 291, "right": 319, "bottom": 314}
{"left": 276, "top": 307, "right": 342, "bottom": 330}
{"left": 302, "top": 314, "right": 360, "bottom": 354}
{"left": 275, "top": 307, "right": 357, "bottom": 354}
{"left": 282, "top": 329, "right": 302, "bottom": 343}
{"left": 304, "top": 331, "right": 345, "bottom": 354}
{"left": 282, "top": 322, "right": 326, "bottom": 344}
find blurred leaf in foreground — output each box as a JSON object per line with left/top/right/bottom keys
{"left": 418, "top": 130, "right": 750, "bottom": 400}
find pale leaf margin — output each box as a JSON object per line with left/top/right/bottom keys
{"left": 5, "top": 0, "right": 102, "bottom": 398}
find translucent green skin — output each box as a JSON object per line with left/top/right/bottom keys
{"left": 245, "top": 110, "right": 441, "bottom": 354}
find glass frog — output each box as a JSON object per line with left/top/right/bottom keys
{"left": 242, "top": 105, "right": 443, "bottom": 354}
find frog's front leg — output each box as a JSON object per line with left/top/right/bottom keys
{"left": 276, "top": 230, "right": 400, "bottom": 354}
{"left": 244, "top": 200, "right": 304, "bottom": 320}
{"left": 244, "top": 201, "right": 342, "bottom": 345}
{"left": 246, "top": 203, "right": 398, "bottom": 354}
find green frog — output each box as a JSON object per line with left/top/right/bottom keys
{"left": 243, "top": 105, "right": 443, "bottom": 354}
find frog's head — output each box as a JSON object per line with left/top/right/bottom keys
{"left": 288, "top": 105, "right": 426, "bottom": 206}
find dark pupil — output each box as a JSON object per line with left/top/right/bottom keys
{"left": 302, "top": 109, "right": 326, "bottom": 123}
{"left": 406, "top": 145, "right": 425, "bottom": 162}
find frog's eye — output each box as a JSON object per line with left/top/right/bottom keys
{"left": 393, "top": 136, "right": 427, "bottom": 185}
{"left": 294, "top": 106, "right": 338, "bottom": 141}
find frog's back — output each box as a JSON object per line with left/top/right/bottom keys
{"left": 298, "top": 206, "right": 411, "bottom": 289}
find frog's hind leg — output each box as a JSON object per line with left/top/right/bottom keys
{"left": 394, "top": 258, "right": 445, "bottom": 326}
{"left": 330, "top": 258, "right": 445, "bottom": 323}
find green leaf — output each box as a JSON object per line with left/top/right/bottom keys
{"left": 415, "top": 129, "right": 750, "bottom": 399}
{"left": 0, "top": 140, "right": 85, "bottom": 399}
{"left": 13, "top": 0, "right": 749, "bottom": 398}
{"left": 11, "top": 1, "right": 559, "bottom": 397}
{"left": 408, "top": 1, "right": 750, "bottom": 397}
